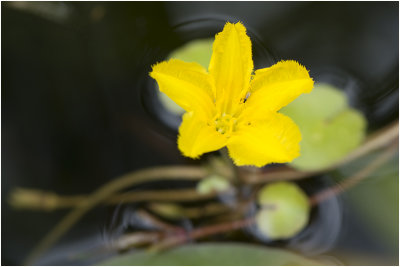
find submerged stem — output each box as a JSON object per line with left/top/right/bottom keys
{"left": 149, "top": 216, "right": 255, "bottom": 251}
{"left": 9, "top": 188, "right": 218, "bottom": 211}
{"left": 24, "top": 166, "right": 208, "bottom": 265}
{"left": 309, "top": 141, "right": 398, "bottom": 206}
{"left": 21, "top": 121, "right": 399, "bottom": 264}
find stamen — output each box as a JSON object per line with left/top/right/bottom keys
{"left": 214, "top": 114, "right": 237, "bottom": 137}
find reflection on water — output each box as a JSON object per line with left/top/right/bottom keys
{"left": 2, "top": 2, "right": 398, "bottom": 265}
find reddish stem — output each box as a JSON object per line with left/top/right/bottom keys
{"left": 151, "top": 217, "right": 255, "bottom": 251}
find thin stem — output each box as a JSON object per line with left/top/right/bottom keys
{"left": 113, "top": 231, "right": 163, "bottom": 250}
{"left": 309, "top": 141, "right": 398, "bottom": 206}
{"left": 135, "top": 209, "right": 184, "bottom": 232}
{"left": 180, "top": 203, "right": 233, "bottom": 219}
{"left": 9, "top": 188, "right": 219, "bottom": 212}
{"left": 108, "top": 189, "right": 216, "bottom": 204}
{"left": 342, "top": 120, "right": 398, "bottom": 163}
{"left": 146, "top": 201, "right": 245, "bottom": 220}
{"left": 149, "top": 217, "right": 255, "bottom": 251}
{"left": 24, "top": 166, "right": 208, "bottom": 265}
{"left": 239, "top": 166, "right": 315, "bottom": 184}
{"left": 8, "top": 188, "right": 86, "bottom": 211}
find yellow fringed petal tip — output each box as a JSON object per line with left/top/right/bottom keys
{"left": 149, "top": 21, "right": 314, "bottom": 167}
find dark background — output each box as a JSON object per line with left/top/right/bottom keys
{"left": 2, "top": 2, "right": 399, "bottom": 265}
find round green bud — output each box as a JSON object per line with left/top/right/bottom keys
{"left": 196, "top": 174, "right": 231, "bottom": 195}
{"left": 256, "top": 182, "right": 310, "bottom": 240}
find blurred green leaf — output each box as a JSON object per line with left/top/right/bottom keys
{"left": 281, "top": 83, "right": 367, "bottom": 171}
{"left": 100, "top": 243, "right": 322, "bottom": 265}
{"left": 256, "top": 182, "right": 310, "bottom": 240}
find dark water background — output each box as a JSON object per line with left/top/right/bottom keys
{"left": 2, "top": 2, "right": 399, "bottom": 265}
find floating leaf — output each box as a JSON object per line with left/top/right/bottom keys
{"left": 280, "top": 83, "right": 367, "bottom": 171}
{"left": 256, "top": 182, "right": 310, "bottom": 240}
{"left": 100, "top": 242, "right": 322, "bottom": 265}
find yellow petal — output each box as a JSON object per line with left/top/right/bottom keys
{"left": 178, "top": 112, "right": 227, "bottom": 158}
{"left": 208, "top": 22, "right": 253, "bottom": 114}
{"left": 246, "top": 60, "right": 314, "bottom": 112}
{"left": 227, "top": 112, "right": 301, "bottom": 167}
{"left": 150, "top": 59, "right": 216, "bottom": 120}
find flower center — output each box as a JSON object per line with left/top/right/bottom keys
{"left": 214, "top": 114, "right": 237, "bottom": 136}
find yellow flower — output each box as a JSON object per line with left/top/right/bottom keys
{"left": 150, "top": 22, "right": 314, "bottom": 167}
